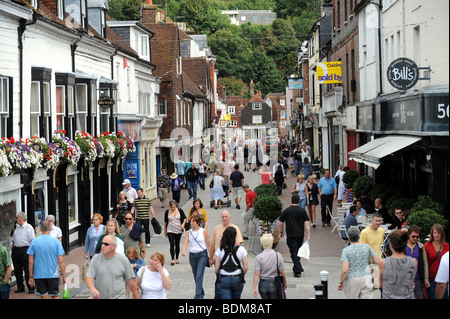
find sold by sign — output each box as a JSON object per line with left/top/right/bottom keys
{"left": 317, "top": 61, "right": 342, "bottom": 84}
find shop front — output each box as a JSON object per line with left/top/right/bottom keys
{"left": 352, "top": 90, "right": 449, "bottom": 210}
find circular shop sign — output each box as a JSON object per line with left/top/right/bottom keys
{"left": 387, "top": 57, "right": 419, "bottom": 90}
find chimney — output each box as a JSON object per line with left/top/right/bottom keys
{"left": 249, "top": 80, "right": 255, "bottom": 98}
{"left": 141, "top": 0, "right": 158, "bottom": 24}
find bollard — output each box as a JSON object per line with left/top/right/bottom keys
{"left": 314, "top": 284, "right": 324, "bottom": 299}
{"left": 320, "top": 270, "right": 329, "bottom": 299}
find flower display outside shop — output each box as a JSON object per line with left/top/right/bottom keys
{"left": 0, "top": 147, "right": 12, "bottom": 177}
{"left": 52, "top": 130, "right": 82, "bottom": 166}
{"left": 75, "top": 131, "right": 99, "bottom": 164}
{"left": 0, "top": 137, "right": 43, "bottom": 172}
{"left": 0, "top": 131, "right": 136, "bottom": 178}
{"left": 27, "top": 135, "right": 60, "bottom": 171}
{"left": 97, "top": 132, "right": 116, "bottom": 158}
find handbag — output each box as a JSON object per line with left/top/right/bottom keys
{"left": 190, "top": 229, "right": 210, "bottom": 268}
{"left": 82, "top": 259, "right": 89, "bottom": 283}
{"left": 138, "top": 266, "right": 146, "bottom": 296}
{"left": 274, "top": 251, "right": 286, "bottom": 299}
{"left": 151, "top": 217, "right": 162, "bottom": 234}
{"left": 297, "top": 240, "right": 310, "bottom": 259}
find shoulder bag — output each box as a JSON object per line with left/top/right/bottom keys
{"left": 274, "top": 251, "right": 286, "bottom": 299}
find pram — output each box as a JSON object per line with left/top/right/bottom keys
{"left": 210, "top": 183, "right": 232, "bottom": 208}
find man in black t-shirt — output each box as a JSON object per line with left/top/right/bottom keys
{"left": 229, "top": 164, "right": 245, "bottom": 209}
{"left": 279, "top": 194, "right": 311, "bottom": 277}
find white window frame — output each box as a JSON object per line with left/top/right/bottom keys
{"left": 56, "top": 85, "right": 65, "bottom": 132}
{"left": 252, "top": 115, "right": 262, "bottom": 124}
{"left": 227, "top": 106, "right": 235, "bottom": 114}
{"left": 76, "top": 84, "right": 87, "bottom": 132}
{"left": 0, "top": 77, "right": 9, "bottom": 138}
{"left": 252, "top": 102, "right": 262, "bottom": 110}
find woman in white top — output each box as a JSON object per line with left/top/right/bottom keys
{"left": 182, "top": 214, "right": 211, "bottom": 299}
{"left": 136, "top": 251, "right": 171, "bottom": 299}
{"left": 198, "top": 159, "right": 209, "bottom": 191}
{"left": 337, "top": 166, "right": 349, "bottom": 206}
{"left": 211, "top": 169, "right": 225, "bottom": 209}
{"left": 215, "top": 226, "right": 248, "bottom": 299}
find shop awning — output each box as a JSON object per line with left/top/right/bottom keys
{"left": 348, "top": 135, "right": 421, "bottom": 169}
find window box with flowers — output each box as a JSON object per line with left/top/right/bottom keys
{"left": 0, "top": 137, "right": 43, "bottom": 174}
{"left": 97, "top": 132, "right": 115, "bottom": 158}
{"left": 75, "top": 131, "right": 99, "bottom": 165}
{"left": 51, "top": 130, "right": 81, "bottom": 166}
{"left": 27, "top": 135, "right": 60, "bottom": 171}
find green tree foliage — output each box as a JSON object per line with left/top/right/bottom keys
{"left": 218, "top": 77, "right": 249, "bottom": 98}
{"left": 108, "top": 0, "right": 145, "bottom": 21}
{"left": 178, "top": 0, "right": 231, "bottom": 34}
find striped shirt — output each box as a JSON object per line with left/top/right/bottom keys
{"left": 134, "top": 196, "right": 152, "bottom": 220}
{"left": 12, "top": 222, "right": 35, "bottom": 247}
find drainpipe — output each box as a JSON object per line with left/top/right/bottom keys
{"left": 18, "top": 13, "right": 37, "bottom": 137}
{"left": 71, "top": 34, "right": 83, "bottom": 73}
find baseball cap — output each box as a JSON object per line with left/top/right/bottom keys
{"left": 122, "top": 179, "right": 131, "bottom": 185}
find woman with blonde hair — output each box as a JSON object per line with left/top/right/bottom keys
{"left": 211, "top": 169, "right": 225, "bottom": 209}
{"left": 84, "top": 214, "right": 105, "bottom": 259}
{"left": 291, "top": 174, "right": 307, "bottom": 208}
{"left": 94, "top": 218, "right": 125, "bottom": 255}
{"left": 136, "top": 251, "right": 171, "bottom": 299}
{"left": 253, "top": 234, "right": 287, "bottom": 299}
{"left": 305, "top": 175, "right": 319, "bottom": 228}
{"left": 425, "top": 224, "right": 449, "bottom": 299}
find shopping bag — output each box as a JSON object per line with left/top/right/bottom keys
{"left": 82, "top": 259, "right": 89, "bottom": 283}
{"left": 62, "top": 284, "right": 70, "bottom": 299}
{"left": 297, "top": 240, "right": 310, "bottom": 259}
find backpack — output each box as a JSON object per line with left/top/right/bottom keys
{"left": 220, "top": 246, "right": 241, "bottom": 273}
{"left": 218, "top": 246, "right": 245, "bottom": 283}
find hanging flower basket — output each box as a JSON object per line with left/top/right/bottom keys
{"left": 0, "top": 137, "right": 43, "bottom": 172}
{"left": 27, "top": 135, "right": 60, "bottom": 171}
{"left": 0, "top": 147, "right": 12, "bottom": 177}
{"left": 52, "top": 130, "right": 81, "bottom": 166}
{"left": 75, "top": 131, "right": 98, "bottom": 164}
{"left": 97, "top": 132, "right": 116, "bottom": 158}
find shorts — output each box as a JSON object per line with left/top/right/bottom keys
{"left": 232, "top": 187, "right": 242, "bottom": 199}
{"left": 35, "top": 278, "right": 60, "bottom": 297}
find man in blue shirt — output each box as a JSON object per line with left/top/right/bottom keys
{"left": 176, "top": 157, "right": 186, "bottom": 188}
{"left": 342, "top": 206, "right": 359, "bottom": 240}
{"left": 27, "top": 220, "right": 66, "bottom": 299}
{"left": 318, "top": 169, "right": 337, "bottom": 227}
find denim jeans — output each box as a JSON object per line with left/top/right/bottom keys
{"left": 187, "top": 181, "right": 198, "bottom": 199}
{"left": 0, "top": 283, "right": 10, "bottom": 299}
{"left": 299, "top": 198, "right": 307, "bottom": 208}
{"left": 189, "top": 250, "right": 208, "bottom": 299}
{"left": 219, "top": 275, "right": 244, "bottom": 299}
{"left": 295, "top": 160, "right": 302, "bottom": 175}
{"left": 198, "top": 173, "right": 206, "bottom": 190}
{"left": 258, "top": 279, "right": 278, "bottom": 299}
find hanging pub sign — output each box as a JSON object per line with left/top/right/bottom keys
{"left": 387, "top": 57, "right": 420, "bottom": 90}
{"left": 98, "top": 96, "right": 115, "bottom": 108}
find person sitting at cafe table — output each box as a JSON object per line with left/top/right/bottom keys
{"left": 341, "top": 206, "right": 359, "bottom": 240}
{"left": 360, "top": 212, "right": 385, "bottom": 258}
{"left": 375, "top": 198, "right": 393, "bottom": 225}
